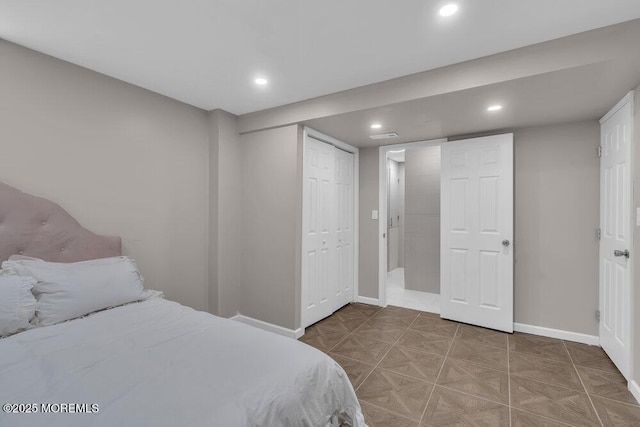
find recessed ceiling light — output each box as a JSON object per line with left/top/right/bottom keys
{"left": 487, "top": 105, "right": 503, "bottom": 112}
{"left": 439, "top": 4, "right": 458, "bottom": 17}
{"left": 371, "top": 123, "right": 382, "bottom": 129}
{"left": 254, "top": 77, "right": 268, "bottom": 86}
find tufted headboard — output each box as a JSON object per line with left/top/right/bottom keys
{"left": 0, "top": 182, "right": 121, "bottom": 263}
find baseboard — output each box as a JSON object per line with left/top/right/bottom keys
{"left": 355, "top": 296, "right": 382, "bottom": 306}
{"left": 230, "top": 314, "right": 304, "bottom": 339}
{"left": 513, "top": 323, "right": 599, "bottom": 345}
{"left": 629, "top": 380, "right": 640, "bottom": 405}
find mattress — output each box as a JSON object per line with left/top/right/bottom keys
{"left": 0, "top": 298, "right": 364, "bottom": 426}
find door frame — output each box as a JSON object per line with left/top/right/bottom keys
{"left": 301, "top": 127, "right": 360, "bottom": 320}
{"left": 599, "top": 90, "right": 635, "bottom": 382}
{"left": 377, "top": 138, "right": 447, "bottom": 307}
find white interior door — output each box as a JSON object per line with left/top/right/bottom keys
{"left": 302, "top": 138, "right": 336, "bottom": 327}
{"left": 335, "top": 148, "right": 355, "bottom": 310}
{"left": 441, "top": 134, "right": 514, "bottom": 332}
{"left": 599, "top": 93, "right": 633, "bottom": 380}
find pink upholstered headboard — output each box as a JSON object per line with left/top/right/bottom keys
{"left": 0, "top": 182, "right": 121, "bottom": 263}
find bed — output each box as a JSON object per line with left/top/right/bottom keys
{"left": 0, "top": 182, "right": 365, "bottom": 427}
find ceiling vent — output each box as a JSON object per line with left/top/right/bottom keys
{"left": 369, "top": 132, "right": 399, "bottom": 140}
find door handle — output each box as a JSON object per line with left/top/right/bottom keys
{"left": 502, "top": 240, "right": 510, "bottom": 247}
{"left": 614, "top": 249, "right": 630, "bottom": 258}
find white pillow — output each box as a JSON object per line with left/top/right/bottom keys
{"left": 0, "top": 274, "right": 37, "bottom": 337}
{"left": 2, "top": 256, "right": 155, "bottom": 326}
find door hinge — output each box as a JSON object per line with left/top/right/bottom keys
{"left": 596, "top": 228, "right": 601, "bottom": 240}
{"left": 597, "top": 146, "right": 602, "bottom": 157}
{"left": 596, "top": 310, "right": 600, "bottom": 322}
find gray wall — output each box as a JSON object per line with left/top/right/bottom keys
{"left": 387, "top": 159, "right": 404, "bottom": 270}
{"left": 358, "top": 121, "right": 600, "bottom": 335}
{"left": 399, "top": 163, "right": 406, "bottom": 266}
{"left": 404, "top": 147, "right": 441, "bottom": 294}
{"left": 0, "top": 40, "right": 211, "bottom": 311}
{"left": 359, "top": 147, "right": 380, "bottom": 299}
{"left": 208, "top": 113, "right": 220, "bottom": 314}
{"left": 514, "top": 121, "right": 600, "bottom": 335}
{"left": 240, "top": 125, "right": 302, "bottom": 329}
{"left": 209, "top": 109, "right": 243, "bottom": 317}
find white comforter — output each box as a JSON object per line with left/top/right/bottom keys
{"left": 0, "top": 298, "right": 364, "bottom": 427}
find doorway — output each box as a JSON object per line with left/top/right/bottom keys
{"left": 379, "top": 139, "right": 445, "bottom": 311}
{"left": 378, "top": 134, "right": 514, "bottom": 333}
{"left": 385, "top": 146, "right": 442, "bottom": 313}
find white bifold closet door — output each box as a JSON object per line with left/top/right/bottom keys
{"left": 335, "top": 148, "right": 355, "bottom": 310}
{"left": 302, "top": 137, "right": 355, "bottom": 328}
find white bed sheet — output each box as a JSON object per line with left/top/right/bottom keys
{"left": 0, "top": 298, "right": 364, "bottom": 427}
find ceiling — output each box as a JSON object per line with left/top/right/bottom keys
{"left": 2, "top": 1, "right": 640, "bottom": 115}
{"left": 304, "top": 55, "right": 640, "bottom": 147}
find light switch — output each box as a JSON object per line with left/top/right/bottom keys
{"left": 637, "top": 207, "right": 640, "bottom": 226}
{"left": 371, "top": 210, "right": 378, "bottom": 220}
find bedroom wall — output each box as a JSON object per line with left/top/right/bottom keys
{"left": 209, "top": 113, "right": 220, "bottom": 314}
{"left": 358, "top": 120, "right": 600, "bottom": 336}
{"left": 404, "top": 146, "right": 441, "bottom": 294}
{"left": 209, "top": 109, "right": 243, "bottom": 318}
{"left": 240, "top": 125, "right": 303, "bottom": 330}
{"left": 514, "top": 121, "right": 600, "bottom": 336}
{"left": 358, "top": 147, "right": 380, "bottom": 299}
{"left": 0, "top": 39, "right": 211, "bottom": 311}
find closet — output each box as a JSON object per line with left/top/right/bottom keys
{"left": 301, "top": 131, "right": 356, "bottom": 328}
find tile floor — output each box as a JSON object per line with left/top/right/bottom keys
{"left": 299, "top": 303, "right": 640, "bottom": 427}
{"left": 386, "top": 268, "right": 440, "bottom": 314}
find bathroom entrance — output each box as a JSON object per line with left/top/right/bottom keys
{"left": 384, "top": 142, "right": 442, "bottom": 313}
{"left": 379, "top": 134, "right": 514, "bottom": 332}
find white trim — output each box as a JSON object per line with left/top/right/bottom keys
{"left": 628, "top": 91, "right": 635, "bottom": 383}
{"left": 301, "top": 127, "right": 360, "bottom": 329}
{"left": 513, "top": 323, "right": 599, "bottom": 345}
{"left": 600, "top": 90, "right": 635, "bottom": 124}
{"left": 378, "top": 139, "right": 446, "bottom": 306}
{"left": 355, "top": 296, "right": 383, "bottom": 306}
{"left": 231, "top": 314, "right": 304, "bottom": 339}
{"left": 354, "top": 143, "right": 360, "bottom": 304}
{"left": 629, "top": 380, "right": 640, "bottom": 405}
